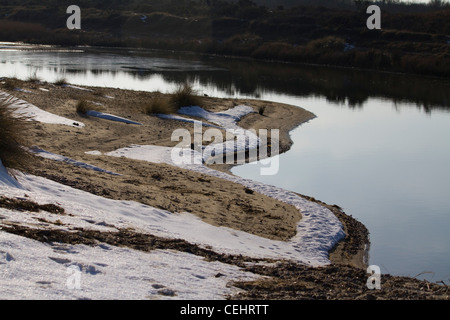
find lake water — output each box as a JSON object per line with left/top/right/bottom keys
{"left": 1, "top": 44, "right": 449, "bottom": 283}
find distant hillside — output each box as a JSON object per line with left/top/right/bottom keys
{"left": 0, "top": 0, "right": 449, "bottom": 77}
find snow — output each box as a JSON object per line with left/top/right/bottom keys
{"left": 61, "top": 84, "right": 93, "bottom": 92}
{"left": 177, "top": 105, "right": 255, "bottom": 129}
{"left": 1, "top": 90, "right": 139, "bottom": 127}
{"left": 85, "top": 110, "right": 142, "bottom": 125}
{"left": 161, "top": 105, "right": 262, "bottom": 164}
{"left": 0, "top": 91, "right": 84, "bottom": 128}
{"left": 157, "top": 113, "right": 221, "bottom": 128}
{"left": 0, "top": 161, "right": 22, "bottom": 189}
{"left": 0, "top": 232, "right": 257, "bottom": 300}
{"left": 30, "top": 147, "right": 121, "bottom": 176}
{"left": 106, "top": 144, "right": 345, "bottom": 266}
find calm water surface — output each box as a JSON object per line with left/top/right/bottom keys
{"left": 1, "top": 45, "right": 449, "bottom": 283}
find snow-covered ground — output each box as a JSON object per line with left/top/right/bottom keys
{"left": 0, "top": 164, "right": 262, "bottom": 300}
{"left": 0, "top": 222, "right": 259, "bottom": 300}
{"left": 0, "top": 91, "right": 345, "bottom": 300}
{"left": 85, "top": 110, "right": 142, "bottom": 125}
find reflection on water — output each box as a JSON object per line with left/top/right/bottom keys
{"left": 2, "top": 46, "right": 450, "bottom": 111}
{"left": 233, "top": 96, "right": 450, "bottom": 283}
{"left": 1, "top": 46, "right": 449, "bottom": 283}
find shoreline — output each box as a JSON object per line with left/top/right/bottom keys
{"left": 1, "top": 78, "right": 448, "bottom": 299}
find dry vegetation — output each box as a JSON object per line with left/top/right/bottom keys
{"left": 75, "top": 100, "right": 91, "bottom": 115}
{"left": 170, "top": 83, "right": 204, "bottom": 109}
{"left": 144, "top": 95, "right": 177, "bottom": 115}
{"left": 54, "top": 78, "right": 68, "bottom": 86}
{"left": 0, "top": 98, "right": 32, "bottom": 171}
{"left": 144, "top": 84, "right": 204, "bottom": 115}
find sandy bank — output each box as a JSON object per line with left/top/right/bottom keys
{"left": 4, "top": 79, "right": 318, "bottom": 243}
{"left": 3, "top": 78, "right": 447, "bottom": 300}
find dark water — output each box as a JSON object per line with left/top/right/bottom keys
{"left": 1, "top": 44, "right": 449, "bottom": 283}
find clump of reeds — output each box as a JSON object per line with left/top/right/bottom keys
{"left": 27, "top": 70, "right": 41, "bottom": 83}
{"left": 170, "top": 83, "right": 203, "bottom": 109}
{"left": 0, "top": 98, "right": 32, "bottom": 171}
{"left": 258, "top": 106, "right": 266, "bottom": 116}
{"left": 144, "top": 96, "right": 176, "bottom": 115}
{"left": 54, "top": 78, "right": 68, "bottom": 86}
{"left": 75, "top": 100, "right": 91, "bottom": 114}
{"left": 144, "top": 83, "right": 204, "bottom": 116}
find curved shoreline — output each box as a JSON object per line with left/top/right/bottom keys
{"left": 1, "top": 78, "right": 349, "bottom": 261}
{"left": 2, "top": 79, "right": 448, "bottom": 300}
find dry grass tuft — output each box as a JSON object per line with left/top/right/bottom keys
{"left": 144, "top": 96, "right": 177, "bottom": 115}
{"left": 54, "top": 78, "right": 68, "bottom": 86}
{"left": 170, "top": 83, "right": 203, "bottom": 109}
{"left": 75, "top": 100, "right": 91, "bottom": 114}
{"left": 0, "top": 98, "right": 32, "bottom": 171}
{"left": 144, "top": 84, "right": 204, "bottom": 116}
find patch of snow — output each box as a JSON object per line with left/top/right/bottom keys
{"left": 62, "top": 84, "right": 93, "bottom": 92}
{"left": 14, "top": 88, "right": 33, "bottom": 94}
{"left": 30, "top": 147, "right": 121, "bottom": 176}
{"left": 0, "top": 91, "right": 84, "bottom": 128}
{"left": 0, "top": 160, "right": 22, "bottom": 189}
{"left": 157, "top": 114, "right": 221, "bottom": 128}
{"left": 85, "top": 110, "right": 142, "bottom": 125}
{"left": 178, "top": 105, "right": 255, "bottom": 129}
{"left": 85, "top": 150, "right": 103, "bottom": 156}
{"left": 162, "top": 106, "right": 261, "bottom": 163}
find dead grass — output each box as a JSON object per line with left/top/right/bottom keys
{"left": 54, "top": 78, "right": 68, "bottom": 86}
{"left": 144, "top": 96, "right": 176, "bottom": 115}
{"left": 144, "top": 84, "right": 203, "bottom": 115}
{"left": 0, "top": 98, "right": 32, "bottom": 171}
{"left": 75, "top": 100, "right": 91, "bottom": 114}
{"left": 26, "top": 70, "right": 41, "bottom": 84}
{"left": 258, "top": 106, "right": 266, "bottom": 116}
{"left": 170, "top": 83, "right": 203, "bottom": 109}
